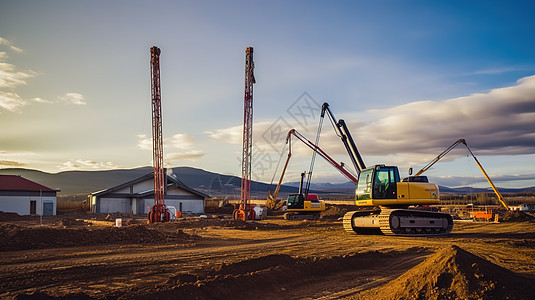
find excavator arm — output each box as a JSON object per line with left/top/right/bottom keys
{"left": 266, "top": 129, "right": 359, "bottom": 210}
{"left": 413, "top": 139, "right": 509, "bottom": 210}
{"left": 321, "top": 102, "right": 366, "bottom": 175}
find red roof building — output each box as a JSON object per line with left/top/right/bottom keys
{"left": 0, "top": 175, "right": 57, "bottom": 192}
{"left": 0, "top": 175, "right": 58, "bottom": 215}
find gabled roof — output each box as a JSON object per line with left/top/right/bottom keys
{"left": 91, "top": 172, "right": 209, "bottom": 198}
{"left": 0, "top": 175, "right": 58, "bottom": 192}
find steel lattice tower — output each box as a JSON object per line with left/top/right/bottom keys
{"left": 150, "top": 46, "right": 167, "bottom": 222}
{"left": 240, "top": 47, "right": 256, "bottom": 213}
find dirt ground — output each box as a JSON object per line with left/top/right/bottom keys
{"left": 0, "top": 209, "right": 534, "bottom": 299}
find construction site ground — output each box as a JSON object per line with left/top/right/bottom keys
{"left": 1, "top": 208, "right": 534, "bottom": 299}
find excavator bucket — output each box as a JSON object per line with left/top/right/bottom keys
{"left": 266, "top": 190, "right": 284, "bottom": 211}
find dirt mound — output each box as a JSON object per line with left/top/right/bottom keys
{"left": 502, "top": 210, "right": 535, "bottom": 222}
{"left": 149, "top": 248, "right": 427, "bottom": 299}
{"left": 59, "top": 218, "right": 86, "bottom": 226}
{"left": 178, "top": 218, "right": 284, "bottom": 230}
{"left": 357, "top": 245, "right": 534, "bottom": 300}
{"left": 220, "top": 219, "right": 284, "bottom": 230}
{"left": 0, "top": 223, "right": 198, "bottom": 252}
{"left": 0, "top": 211, "right": 25, "bottom": 221}
{"left": 321, "top": 205, "right": 351, "bottom": 219}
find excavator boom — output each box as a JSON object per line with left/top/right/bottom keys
{"left": 413, "top": 139, "right": 509, "bottom": 210}
{"left": 321, "top": 103, "right": 366, "bottom": 175}
{"left": 266, "top": 129, "right": 358, "bottom": 210}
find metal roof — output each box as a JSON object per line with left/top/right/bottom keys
{"left": 0, "top": 175, "right": 58, "bottom": 192}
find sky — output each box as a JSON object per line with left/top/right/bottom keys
{"left": 1, "top": 0, "right": 535, "bottom": 189}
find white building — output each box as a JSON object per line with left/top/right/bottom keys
{"left": 0, "top": 175, "right": 58, "bottom": 215}
{"left": 90, "top": 172, "right": 208, "bottom": 215}
{"left": 509, "top": 204, "right": 535, "bottom": 211}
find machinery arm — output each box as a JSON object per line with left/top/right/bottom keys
{"left": 289, "top": 129, "right": 359, "bottom": 184}
{"left": 267, "top": 131, "right": 293, "bottom": 202}
{"left": 321, "top": 103, "right": 366, "bottom": 175}
{"left": 267, "top": 129, "right": 358, "bottom": 210}
{"left": 415, "top": 139, "right": 509, "bottom": 210}
{"left": 414, "top": 139, "right": 466, "bottom": 176}
{"left": 462, "top": 141, "right": 509, "bottom": 210}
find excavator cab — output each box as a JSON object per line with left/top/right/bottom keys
{"left": 356, "top": 164, "right": 440, "bottom": 207}
{"left": 356, "top": 165, "right": 399, "bottom": 200}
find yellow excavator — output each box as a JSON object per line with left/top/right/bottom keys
{"left": 313, "top": 103, "right": 453, "bottom": 235}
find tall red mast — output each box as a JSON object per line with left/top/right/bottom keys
{"left": 234, "top": 47, "right": 256, "bottom": 221}
{"left": 149, "top": 46, "right": 168, "bottom": 223}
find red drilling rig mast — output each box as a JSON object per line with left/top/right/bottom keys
{"left": 148, "top": 46, "right": 169, "bottom": 223}
{"left": 233, "top": 47, "right": 256, "bottom": 221}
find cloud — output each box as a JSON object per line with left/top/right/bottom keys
{"left": 206, "top": 125, "right": 243, "bottom": 144}
{"left": 206, "top": 121, "right": 307, "bottom": 151}
{"left": 318, "top": 74, "right": 535, "bottom": 159}
{"left": 138, "top": 133, "right": 199, "bottom": 150}
{"left": 0, "top": 160, "right": 25, "bottom": 167}
{"left": 58, "top": 92, "right": 86, "bottom": 105}
{"left": 468, "top": 65, "right": 535, "bottom": 75}
{"left": 58, "top": 159, "right": 119, "bottom": 171}
{"left": 0, "top": 61, "right": 37, "bottom": 89}
{"left": 31, "top": 97, "right": 53, "bottom": 103}
{"left": 137, "top": 134, "right": 152, "bottom": 150}
{"left": 206, "top": 75, "right": 535, "bottom": 182}
{"left": 0, "top": 37, "right": 23, "bottom": 53}
{"left": 137, "top": 133, "right": 205, "bottom": 161}
{"left": 166, "top": 134, "right": 197, "bottom": 149}
{"left": 0, "top": 91, "right": 26, "bottom": 111}
{"left": 166, "top": 150, "right": 205, "bottom": 161}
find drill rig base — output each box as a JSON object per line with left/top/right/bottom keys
{"left": 233, "top": 205, "right": 255, "bottom": 221}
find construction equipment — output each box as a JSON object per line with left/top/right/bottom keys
{"left": 343, "top": 164, "right": 452, "bottom": 235}
{"left": 313, "top": 103, "right": 452, "bottom": 235}
{"left": 284, "top": 172, "right": 326, "bottom": 220}
{"left": 234, "top": 47, "right": 256, "bottom": 221}
{"left": 406, "top": 138, "right": 509, "bottom": 210}
{"left": 148, "top": 46, "right": 170, "bottom": 223}
{"left": 320, "top": 103, "right": 366, "bottom": 175}
{"left": 267, "top": 129, "right": 357, "bottom": 210}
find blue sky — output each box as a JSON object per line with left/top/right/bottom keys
{"left": 1, "top": 0, "right": 534, "bottom": 188}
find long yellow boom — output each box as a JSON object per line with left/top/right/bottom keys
{"left": 415, "top": 139, "right": 509, "bottom": 210}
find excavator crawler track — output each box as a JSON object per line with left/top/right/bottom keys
{"left": 343, "top": 208, "right": 453, "bottom": 236}
{"left": 343, "top": 210, "right": 382, "bottom": 235}
{"left": 379, "top": 209, "right": 453, "bottom": 236}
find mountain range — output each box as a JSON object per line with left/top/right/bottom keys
{"left": 1, "top": 167, "right": 533, "bottom": 196}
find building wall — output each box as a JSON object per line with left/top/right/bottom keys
{"left": 98, "top": 197, "right": 131, "bottom": 214}
{"left": 143, "top": 198, "right": 204, "bottom": 215}
{"left": 94, "top": 184, "right": 205, "bottom": 215}
{"left": 0, "top": 195, "right": 57, "bottom": 215}
{"left": 113, "top": 180, "right": 154, "bottom": 194}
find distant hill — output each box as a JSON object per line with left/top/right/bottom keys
{"left": 1, "top": 167, "right": 533, "bottom": 196}
{"left": 0, "top": 167, "right": 299, "bottom": 196}
{"left": 438, "top": 185, "right": 535, "bottom": 194}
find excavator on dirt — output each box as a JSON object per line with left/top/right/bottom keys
{"left": 267, "top": 129, "right": 346, "bottom": 219}
{"left": 283, "top": 171, "right": 326, "bottom": 220}
{"left": 267, "top": 129, "right": 357, "bottom": 212}
{"left": 317, "top": 103, "right": 453, "bottom": 236}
